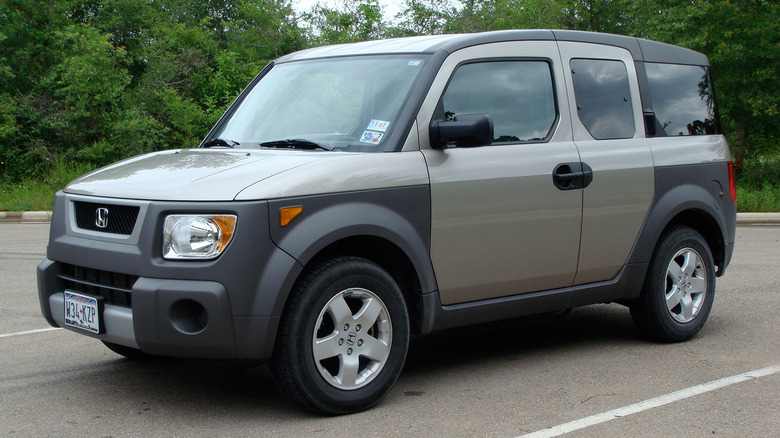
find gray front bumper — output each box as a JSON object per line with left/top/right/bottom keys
{"left": 38, "top": 258, "right": 279, "bottom": 360}
{"left": 49, "top": 292, "right": 138, "bottom": 348}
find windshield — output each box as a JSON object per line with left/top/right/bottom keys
{"left": 213, "top": 56, "right": 428, "bottom": 152}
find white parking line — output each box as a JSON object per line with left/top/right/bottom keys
{"left": 517, "top": 364, "right": 780, "bottom": 438}
{"left": 0, "top": 327, "right": 62, "bottom": 339}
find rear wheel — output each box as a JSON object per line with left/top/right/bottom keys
{"left": 630, "top": 226, "right": 715, "bottom": 342}
{"left": 272, "top": 256, "right": 410, "bottom": 415}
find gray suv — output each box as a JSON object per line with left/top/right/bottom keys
{"left": 38, "top": 30, "right": 736, "bottom": 414}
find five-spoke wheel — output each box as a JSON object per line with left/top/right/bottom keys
{"left": 312, "top": 288, "right": 392, "bottom": 390}
{"left": 272, "top": 257, "right": 409, "bottom": 415}
{"left": 664, "top": 248, "right": 708, "bottom": 323}
{"left": 631, "top": 226, "right": 715, "bottom": 342}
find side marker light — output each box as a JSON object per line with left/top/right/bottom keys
{"left": 280, "top": 206, "right": 303, "bottom": 227}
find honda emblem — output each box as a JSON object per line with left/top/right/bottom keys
{"left": 95, "top": 208, "right": 109, "bottom": 228}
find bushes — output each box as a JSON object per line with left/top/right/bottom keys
{"left": 0, "top": 0, "right": 302, "bottom": 182}
{"left": 0, "top": 0, "right": 777, "bottom": 212}
{"left": 738, "top": 184, "right": 780, "bottom": 213}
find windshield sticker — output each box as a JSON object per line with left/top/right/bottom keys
{"left": 367, "top": 120, "right": 390, "bottom": 132}
{"left": 360, "top": 131, "right": 384, "bottom": 145}
{"left": 408, "top": 60, "right": 422, "bottom": 66}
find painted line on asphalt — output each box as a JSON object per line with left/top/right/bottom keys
{"left": 0, "top": 327, "right": 62, "bottom": 339}
{"left": 517, "top": 364, "right": 780, "bottom": 438}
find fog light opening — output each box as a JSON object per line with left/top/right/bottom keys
{"left": 169, "top": 299, "right": 208, "bottom": 334}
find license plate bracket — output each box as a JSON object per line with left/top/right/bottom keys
{"left": 64, "top": 291, "right": 104, "bottom": 334}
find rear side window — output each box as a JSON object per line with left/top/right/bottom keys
{"left": 570, "top": 59, "right": 635, "bottom": 140}
{"left": 645, "top": 63, "right": 718, "bottom": 136}
{"left": 441, "top": 61, "right": 557, "bottom": 144}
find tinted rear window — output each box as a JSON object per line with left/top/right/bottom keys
{"left": 645, "top": 63, "right": 718, "bottom": 136}
{"left": 570, "top": 59, "right": 635, "bottom": 140}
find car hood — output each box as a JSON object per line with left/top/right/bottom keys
{"left": 64, "top": 149, "right": 325, "bottom": 201}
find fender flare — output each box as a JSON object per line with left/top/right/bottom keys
{"left": 254, "top": 187, "right": 436, "bottom": 317}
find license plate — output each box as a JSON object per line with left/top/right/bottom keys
{"left": 64, "top": 291, "right": 101, "bottom": 334}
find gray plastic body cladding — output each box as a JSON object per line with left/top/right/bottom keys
{"left": 37, "top": 258, "right": 59, "bottom": 327}
{"left": 419, "top": 164, "right": 733, "bottom": 334}
{"left": 627, "top": 162, "right": 736, "bottom": 272}
{"left": 47, "top": 292, "right": 138, "bottom": 347}
{"left": 267, "top": 186, "right": 436, "bottom": 295}
{"left": 39, "top": 192, "right": 298, "bottom": 359}
{"left": 422, "top": 263, "right": 648, "bottom": 333}
{"left": 131, "top": 278, "right": 236, "bottom": 357}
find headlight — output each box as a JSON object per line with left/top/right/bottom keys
{"left": 163, "top": 215, "right": 237, "bottom": 260}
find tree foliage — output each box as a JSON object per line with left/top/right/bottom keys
{"left": 388, "top": 0, "right": 778, "bottom": 184}
{"left": 0, "top": 0, "right": 777, "bottom": 187}
{"left": 0, "top": 0, "right": 303, "bottom": 179}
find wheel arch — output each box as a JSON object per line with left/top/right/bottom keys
{"left": 628, "top": 181, "right": 729, "bottom": 276}
{"left": 664, "top": 209, "right": 724, "bottom": 271}
{"left": 297, "top": 235, "right": 426, "bottom": 334}
{"left": 263, "top": 188, "right": 436, "bottom": 334}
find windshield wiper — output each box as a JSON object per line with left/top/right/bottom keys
{"left": 202, "top": 137, "right": 240, "bottom": 148}
{"left": 259, "top": 139, "right": 335, "bottom": 151}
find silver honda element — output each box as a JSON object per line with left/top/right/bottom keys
{"left": 38, "top": 30, "right": 737, "bottom": 414}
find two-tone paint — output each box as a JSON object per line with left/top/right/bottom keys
{"left": 38, "top": 29, "right": 735, "bottom": 360}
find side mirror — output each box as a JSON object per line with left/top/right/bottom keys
{"left": 430, "top": 114, "right": 493, "bottom": 148}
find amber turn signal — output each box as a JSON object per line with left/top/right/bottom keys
{"left": 280, "top": 206, "right": 303, "bottom": 227}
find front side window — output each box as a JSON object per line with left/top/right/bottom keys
{"left": 570, "top": 58, "right": 635, "bottom": 140}
{"left": 441, "top": 61, "right": 557, "bottom": 144}
{"left": 214, "top": 56, "right": 427, "bottom": 152}
{"left": 645, "top": 63, "right": 718, "bottom": 136}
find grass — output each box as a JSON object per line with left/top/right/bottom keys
{"left": 737, "top": 184, "right": 780, "bottom": 212}
{"left": 1, "top": 160, "right": 779, "bottom": 213}
{"left": 0, "top": 181, "right": 59, "bottom": 211}
{"left": 1, "top": 161, "right": 94, "bottom": 211}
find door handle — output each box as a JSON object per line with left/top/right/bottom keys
{"left": 553, "top": 162, "right": 593, "bottom": 190}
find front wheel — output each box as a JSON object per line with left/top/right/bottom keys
{"left": 630, "top": 226, "right": 716, "bottom": 342}
{"left": 271, "top": 256, "right": 410, "bottom": 415}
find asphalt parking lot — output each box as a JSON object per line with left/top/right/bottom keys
{"left": 1, "top": 223, "right": 778, "bottom": 437}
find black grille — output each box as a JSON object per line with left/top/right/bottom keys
{"left": 74, "top": 201, "right": 139, "bottom": 235}
{"left": 58, "top": 263, "right": 138, "bottom": 308}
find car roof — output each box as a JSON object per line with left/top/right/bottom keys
{"left": 276, "top": 29, "right": 709, "bottom": 66}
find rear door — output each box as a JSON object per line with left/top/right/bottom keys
{"left": 418, "top": 41, "right": 584, "bottom": 305}
{"left": 557, "top": 42, "right": 654, "bottom": 285}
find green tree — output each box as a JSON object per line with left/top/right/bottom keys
{"left": 641, "top": 1, "right": 779, "bottom": 164}
{"left": 305, "top": 0, "right": 385, "bottom": 45}
{"left": 393, "top": 0, "right": 456, "bottom": 35}
{"left": 0, "top": 0, "right": 306, "bottom": 179}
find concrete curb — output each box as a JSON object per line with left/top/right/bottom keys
{"left": 1, "top": 211, "right": 779, "bottom": 224}
{"left": 736, "top": 213, "right": 780, "bottom": 224}
{"left": 0, "top": 211, "right": 53, "bottom": 223}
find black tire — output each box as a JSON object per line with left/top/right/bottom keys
{"left": 101, "top": 341, "right": 156, "bottom": 360}
{"left": 271, "top": 256, "right": 410, "bottom": 415}
{"left": 630, "top": 226, "right": 715, "bottom": 342}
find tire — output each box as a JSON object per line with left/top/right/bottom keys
{"left": 630, "top": 226, "right": 715, "bottom": 342}
{"left": 101, "top": 341, "right": 156, "bottom": 360}
{"left": 271, "top": 256, "right": 410, "bottom": 415}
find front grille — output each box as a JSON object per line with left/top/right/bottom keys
{"left": 57, "top": 263, "right": 138, "bottom": 308}
{"left": 74, "top": 201, "right": 139, "bottom": 235}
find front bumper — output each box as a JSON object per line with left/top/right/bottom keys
{"left": 38, "top": 258, "right": 280, "bottom": 359}
{"left": 36, "top": 193, "right": 303, "bottom": 361}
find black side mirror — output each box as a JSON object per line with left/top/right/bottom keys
{"left": 430, "top": 114, "right": 493, "bottom": 148}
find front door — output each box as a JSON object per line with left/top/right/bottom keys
{"left": 419, "top": 41, "right": 584, "bottom": 305}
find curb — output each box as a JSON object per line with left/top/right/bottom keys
{"left": 0, "top": 211, "right": 53, "bottom": 223}
{"left": 736, "top": 213, "right": 780, "bottom": 225}
{"left": 2, "top": 211, "right": 779, "bottom": 224}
